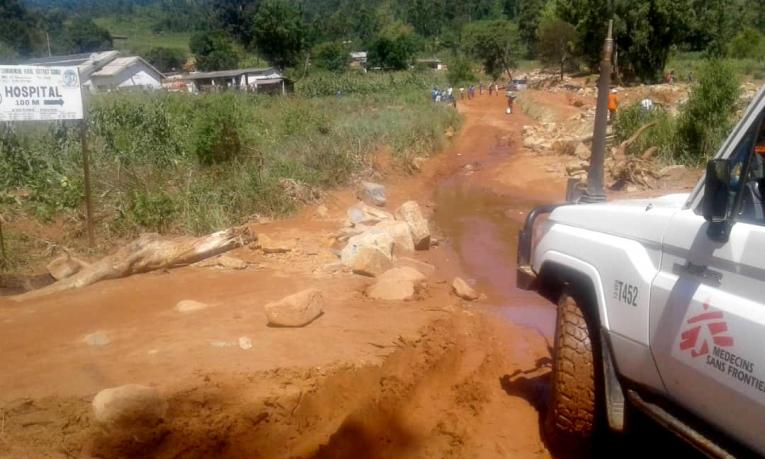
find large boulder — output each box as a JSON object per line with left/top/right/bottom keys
{"left": 367, "top": 267, "right": 426, "bottom": 301}
{"left": 341, "top": 228, "right": 395, "bottom": 276}
{"left": 349, "top": 246, "right": 392, "bottom": 277}
{"left": 374, "top": 220, "right": 415, "bottom": 252}
{"left": 395, "top": 257, "right": 436, "bottom": 277}
{"left": 359, "top": 181, "right": 387, "bottom": 207}
{"left": 395, "top": 201, "right": 431, "bottom": 250}
{"left": 264, "top": 288, "right": 324, "bottom": 327}
{"left": 92, "top": 384, "right": 167, "bottom": 427}
{"left": 452, "top": 277, "right": 479, "bottom": 301}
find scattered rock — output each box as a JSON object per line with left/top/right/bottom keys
{"left": 175, "top": 300, "right": 209, "bottom": 313}
{"left": 574, "top": 142, "right": 590, "bottom": 160}
{"left": 47, "top": 253, "right": 88, "bottom": 281}
{"left": 83, "top": 331, "right": 110, "bottom": 347}
{"left": 349, "top": 246, "right": 393, "bottom": 277}
{"left": 395, "top": 257, "right": 436, "bottom": 277}
{"left": 92, "top": 384, "right": 167, "bottom": 427}
{"left": 238, "top": 336, "right": 253, "bottom": 350}
{"left": 264, "top": 288, "right": 324, "bottom": 327}
{"left": 452, "top": 277, "right": 479, "bottom": 301}
{"left": 316, "top": 205, "right": 329, "bottom": 218}
{"left": 366, "top": 267, "right": 426, "bottom": 301}
{"left": 395, "top": 201, "right": 431, "bottom": 250}
{"left": 359, "top": 181, "right": 387, "bottom": 207}
{"left": 347, "top": 202, "right": 394, "bottom": 226}
{"left": 374, "top": 220, "right": 415, "bottom": 252}
{"left": 340, "top": 231, "right": 395, "bottom": 275}
{"left": 217, "top": 255, "right": 247, "bottom": 270}
{"left": 258, "top": 234, "right": 294, "bottom": 254}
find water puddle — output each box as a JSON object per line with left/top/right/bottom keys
{"left": 434, "top": 161, "right": 556, "bottom": 337}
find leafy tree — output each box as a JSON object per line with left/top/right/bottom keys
{"left": 189, "top": 30, "right": 238, "bottom": 71}
{"left": 728, "top": 27, "right": 765, "bottom": 59}
{"left": 144, "top": 47, "right": 187, "bottom": 73}
{"left": 517, "top": 0, "right": 546, "bottom": 57}
{"left": 0, "top": 41, "right": 17, "bottom": 64}
{"left": 0, "top": 0, "right": 35, "bottom": 56}
{"left": 676, "top": 59, "right": 740, "bottom": 163}
{"left": 64, "top": 18, "right": 113, "bottom": 53}
{"left": 556, "top": 0, "right": 690, "bottom": 81}
{"left": 462, "top": 19, "right": 524, "bottom": 80}
{"left": 368, "top": 22, "right": 419, "bottom": 70}
{"left": 212, "top": 0, "right": 259, "bottom": 45}
{"left": 312, "top": 41, "right": 348, "bottom": 72}
{"left": 537, "top": 6, "right": 577, "bottom": 79}
{"left": 251, "top": 0, "right": 308, "bottom": 69}
{"left": 447, "top": 56, "right": 477, "bottom": 86}
{"left": 687, "top": 0, "right": 737, "bottom": 57}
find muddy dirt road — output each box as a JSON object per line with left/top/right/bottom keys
{"left": 0, "top": 92, "right": 700, "bottom": 458}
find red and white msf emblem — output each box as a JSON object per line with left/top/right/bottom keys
{"left": 679, "top": 300, "right": 734, "bottom": 358}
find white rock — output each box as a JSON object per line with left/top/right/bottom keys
{"left": 264, "top": 288, "right": 324, "bottom": 327}
{"left": 238, "top": 336, "right": 253, "bottom": 350}
{"left": 452, "top": 277, "right": 479, "bottom": 301}
{"left": 395, "top": 201, "right": 431, "bottom": 250}
{"left": 83, "top": 331, "right": 110, "bottom": 347}
{"left": 340, "top": 229, "right": 394, "bottom": 266}
{"left": 378, "top": 267, "right": 426, "bottom": 283}
{"left": 175, "top": 300, "right": 209, "bottom": 313}
{"left": 346, "top": 202, "right": 394, "bottom": 226}
{"left": 374, "top": 220, "right": 415, "bottom": 252}
{"left": 92, "top": 384, "right": 167, "bottom": 427}
{"left": 360, "top": 181, "right": 387, "bottom": 206}
{"left": 349, "top": 246, "right": 393, "bottom": 277}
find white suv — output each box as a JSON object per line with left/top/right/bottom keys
{"left": 518, "top": 86, "right": 765, "bottom": 457}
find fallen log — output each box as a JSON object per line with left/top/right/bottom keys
{"left": 12, "top": 226, "right": 256, "bottom": 302}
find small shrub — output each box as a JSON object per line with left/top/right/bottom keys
{"left": 193, "top": 94, "right": 245, "bottom": 165}
{"left": 614, "top": 103, "right": 677, "bottom": 163}
{"left": 122, "top": 190, "right": 177, "bottom": 233}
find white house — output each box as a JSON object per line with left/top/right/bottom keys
{"left": 23, "top": 51, "right": 164, "bottom": 93}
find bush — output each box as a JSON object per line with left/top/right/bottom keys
{"left": 312, "top": 41, "right": 349, "bottom": 73}
{"left": 614, "top": 103, "right": 677, "bottom": 162}
{"left": 728, "top": 28, "right": 765, "bottom": 60}
{"left": 193, "top": 94, "right": 245, "bottom": 165}
{"left": 447, "top": 57, "right": 477, "bottom": 86}
{"left": 676, "top": 59, "right": 740, "bottom": 164}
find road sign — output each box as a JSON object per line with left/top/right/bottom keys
{"left": 0, "top": 65, "right": 84, "bottom": 121}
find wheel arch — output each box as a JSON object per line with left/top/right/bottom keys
{"left": 536, "top": 252, "right": 610, "bottom": 330}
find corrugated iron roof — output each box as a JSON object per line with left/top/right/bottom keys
{"left": 179, "top": 67, "right": 278, "bottom": 81}
{"left": 90, "top": 56, "right": 164, "bottom": 79}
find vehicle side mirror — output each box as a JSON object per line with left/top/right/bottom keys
{"left": 702, "top": 159, "right": 733, "bottom": 223}
{"left": 703, "top": 159, "right": 736, "bottom": 241}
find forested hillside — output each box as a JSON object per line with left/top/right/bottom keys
{"left": 5, "top": 0, "right": 765, "bottom": 81}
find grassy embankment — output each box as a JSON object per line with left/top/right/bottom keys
{"left": 0, "top": 71, "right": 460, "bottom": 272}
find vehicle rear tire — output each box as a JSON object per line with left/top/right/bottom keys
{"left": 545, "top": 288, "right": 597, "bottom": 452}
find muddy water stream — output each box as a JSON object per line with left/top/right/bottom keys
{"left": 433, "top": 155, "right": 557, "bottom": 338}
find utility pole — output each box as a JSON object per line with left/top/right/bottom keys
{"left": 46, "top": 32, "right": 52, "bottom": 57}
{"left": 581, "top": 20, "right": 613, "bottom": 204}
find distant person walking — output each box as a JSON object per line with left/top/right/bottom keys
{"left": 608, "top": 89, "right": 619, "bottom": 123}
{"left": 479, "top": 82, "right": 484, "bottom": 95}
{"left": 506, "top": 87, "right": 516, "bottom": 114}
{"left": 460, "top": 87, "right": 465, "bottom": 100}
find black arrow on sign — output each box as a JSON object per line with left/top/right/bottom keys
{"left": 43, "top": 99, "right": 64, "bottom": 106}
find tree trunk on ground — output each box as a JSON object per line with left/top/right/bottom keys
{"left": 12, "top": 225, "right": 257, "bottom": 302}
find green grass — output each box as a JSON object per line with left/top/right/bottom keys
{"left": 94, "top": 15, "right": 191, "bottom": 55}
{"left": 667, "top": 52, "right": 765, "bottom": 82}
{"left": 1, "top": 73, "right": 461, "bottom": 269}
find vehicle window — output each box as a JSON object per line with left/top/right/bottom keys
{"left": 735, "top": 113, "right": 765, "bottom": 224}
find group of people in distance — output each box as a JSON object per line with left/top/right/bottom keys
{"left": 432, "top": 80, "right": 518, "bottom": 114}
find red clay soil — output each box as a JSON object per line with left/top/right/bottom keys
{"left": 0, "top": 91, "right": 697, "bottom": 458}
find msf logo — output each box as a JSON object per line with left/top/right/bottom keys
{"left": 679, "top": 300, "right": 734, "bottom": 358}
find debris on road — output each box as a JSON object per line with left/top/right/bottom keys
{"left": 395, "top": 201, "right": 431, "bottom": 250}
{"left": 46, "top": 252, "right": 89, "bottom": 281}
{"left": 257, "top": 234, "right": 294, "bottom": 254}
{"left": 359, "top": 181, "right": 387, "bottom": 207}
{"left": 452, "top": 277, "right": 479, "bottom": 301}
{"left": 92, "top": 384, "right": 167, "bottom": 427}
{"left": 366, "top": 267, "right": 427, "bottom": 301}
{"left": 264, "top": 288, "right": 324, "bottom": 327}
{"left": 14, "top": 226, "right": 256, "bottom": 301}
{"left": 175, "top": 300, "right": 209, "bottom": 313}
{"left": 83, "top": 331, "right": 110, "bottom": 347}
